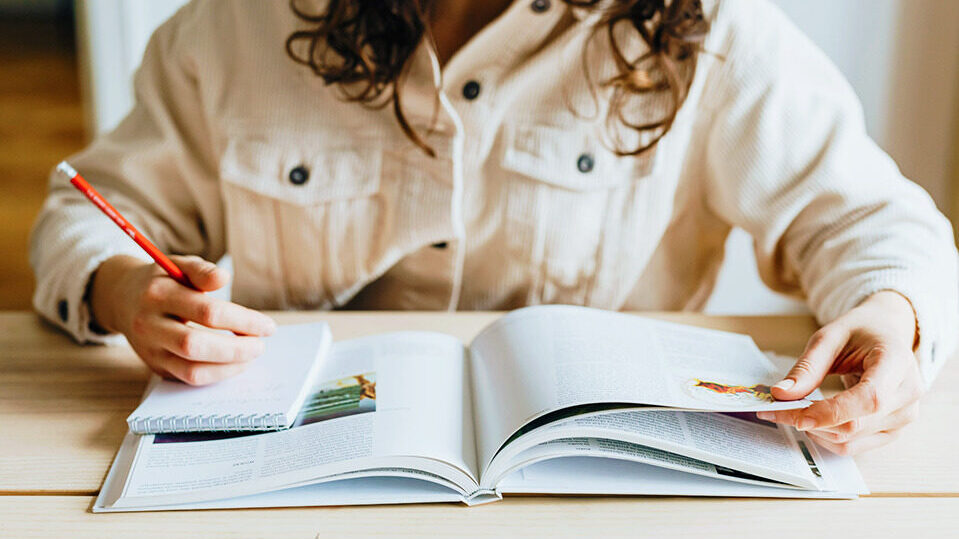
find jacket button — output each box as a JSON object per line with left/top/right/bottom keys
{"left": 531, "top": 0, "right": 550, "bottom": 13}
{"left": 432, "top": 242, "right": 448, "bottom": 249}
{"left": 288, "top": 165, "right": 310, "bottom": 185}
{"left": 57, "top": 299, "right": 69, "bottom": 323}
{"left": 576, "top": 153, "right": 595, "bottom": 173}
{"left": 462, "top": 80, "right": 481, "bottom": 100}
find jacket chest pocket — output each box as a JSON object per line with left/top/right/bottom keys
{"left": 219, "top": 136, "right": 389, "bottom": 310}
{"left": 219, "top": 134, "right": 458, "bottom": 310}
{"left": 498, "top": 122, "right": 658, "bottom": 305}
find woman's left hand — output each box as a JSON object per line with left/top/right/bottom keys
{"left": 756, "top": 290, "right": 923, "bottom": 455}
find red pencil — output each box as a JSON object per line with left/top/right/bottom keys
{"left": 57, "top": 161, "right": 194, "bottom": 289}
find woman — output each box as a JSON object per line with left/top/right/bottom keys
{"left": 31, "top": 0, "right": 958, "bottom": 455}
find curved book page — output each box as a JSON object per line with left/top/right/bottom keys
{"left": 482, "top": 410, "right": 822, "bottom": 490}
{"left": 468, "top": 305, "right": 812, "bottom": 471}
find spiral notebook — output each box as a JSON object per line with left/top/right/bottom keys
{"left": 127, "top": 322, "right": 332, "bottom": 434}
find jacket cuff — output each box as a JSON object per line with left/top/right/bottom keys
{"left": 811, "top": 268, "right": 956, "bottom": 389}
{"left": 33, "top": 236, "right": 151, "bottom": 345}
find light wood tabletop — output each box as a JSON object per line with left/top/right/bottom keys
{"left": 1, "top": 310, "right": 957, "bottom": 538}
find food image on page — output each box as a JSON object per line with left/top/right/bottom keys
{"left": 153, "top": 372, "right": 376, "bottom": 444}
{"left": 683, "top": 378, "right": 775, "bottom": 406}
{"left": 292, "top": 372, "right": 376, "bottom": 427}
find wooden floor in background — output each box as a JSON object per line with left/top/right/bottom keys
{"left": 0, "top": 16, "right": 86, "bottom": 309}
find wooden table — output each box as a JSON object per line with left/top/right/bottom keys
{"left": 1, "top": 311, "right": 957, "bottom": 538}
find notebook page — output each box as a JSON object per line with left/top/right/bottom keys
{"left": 127, "top": 322, "right": 331, "bottom": 432}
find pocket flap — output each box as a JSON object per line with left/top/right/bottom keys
{"left": 501, "top": 123, "right": 656, "bottom": 192}
{"left": 220, "top": 135, "right": 382, "bottom": 204}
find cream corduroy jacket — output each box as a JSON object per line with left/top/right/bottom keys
{"left": 31, "top": 0, "right": 959, "bottom": 385}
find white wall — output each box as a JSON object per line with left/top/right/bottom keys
{"left": 771, "top": 0, "right": 959, "bottom": 208}
{"left": 76, "top": 0, "right": 187, "bottom": 136}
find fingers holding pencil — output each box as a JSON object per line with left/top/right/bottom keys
{"left": 91, "top": 255, "right": 277, "bottom": 386}
{"left": 159, "top": 256, "right": 276, "bottom": 336}
{"left": 60, "top": 162, "right": 277, "bottom": 386}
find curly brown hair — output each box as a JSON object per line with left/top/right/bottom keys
{"left": 285, "top": 0, "right": 708, "bottom": 158}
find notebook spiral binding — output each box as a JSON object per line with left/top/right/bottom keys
{"left": 127, "top": 412, "right": 288, "bottom": 434}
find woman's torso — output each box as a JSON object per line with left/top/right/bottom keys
{"left": 188, "top": 0, "right": 732, "bottom": 312}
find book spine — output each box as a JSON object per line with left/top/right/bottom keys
{"left": 127, "top": 412, "right": 288, "bottom": 434}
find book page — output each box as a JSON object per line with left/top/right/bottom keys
{"left": 484, "top": 437, "right": 796, "bottom": 491}
{"left": 468, "top": 305, "right": 810, "bottom": 469}
{"left": 496, "top": 454, "right": 866, "bottom": 499}
{"left": 113, "top": 332, "right": 479, "bottom": 507}
{"left": 98, "top": 476, "right": 464, "bottom": 512}
{"left": 94, "top": 428, "right": 466, "bottom": 513}
{"left": 485, "top": 410, "right": 820, "bottom": 489}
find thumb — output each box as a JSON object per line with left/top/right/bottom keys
{"left": 772, "top": 325, "right": 848, "bottom": 401}
{"left": 170, "top": 255, "right": 230, "bottom": 292}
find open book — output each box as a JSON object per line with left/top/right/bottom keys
{"left": 95, "top": 306, "right": 867, "bottom": 511}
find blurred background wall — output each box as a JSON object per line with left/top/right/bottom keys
{"left": 0, "top": 0, "right": 80, "bottom": 309}
{"left": 1, "top": 0, "right": 957, "bottom": 312}
{"left": 710, "top": 0, "right": 959, "bottom": 313}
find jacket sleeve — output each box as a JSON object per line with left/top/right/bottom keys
{"left": 702, "top": 0, "right": 959, "bottom": 387}
{"left": 30, "top": 2, "right": 225, "bottom": 343}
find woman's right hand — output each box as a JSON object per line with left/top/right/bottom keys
{"left": 89, "top": 254, "right": 277, "bottom": 385}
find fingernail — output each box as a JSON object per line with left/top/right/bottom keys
{"left": 756, "top": 411, "right": 774, "bottom": 421}
{"left": 773, "top": 379, "right": 796, "bottom": 392}
{"left": 799, "top": 418, "right": 816, "bottom": 431}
